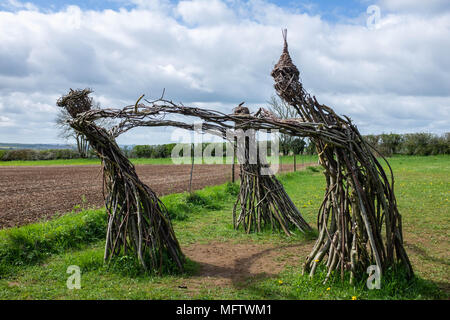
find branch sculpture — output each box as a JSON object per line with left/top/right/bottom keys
{"left": 271, "top": 30, "right": 413, "bottom": 282}
{"left": 75, "top": 99, "right": 312, "bottom": 235}
{"left": 231, "top": 107, "right": 311, "bottom": 235}
{"left": 55, "top": 30, "right": 413, "bottom": 283}
{"left": 233, "top": 149, "right": 312, "bottom": 235}
{"left": 56, "top": 89, "right": 184, "bottom": 273}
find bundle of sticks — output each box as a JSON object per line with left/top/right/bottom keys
{"left": 57, "top": 90, "right": 185, "bottom": 273}
{"left": 271, "top": 30, "right": 413, "bottom": 282}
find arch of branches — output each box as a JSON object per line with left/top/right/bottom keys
{"left": 56, "top": 33, "right": 413, "bottom": 282}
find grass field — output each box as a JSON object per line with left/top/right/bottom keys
{"left": 0, "top": 155, "right": 448, "bottom": 299}
{"left": 0, "top": 155, "right": 318, "bottom": 166}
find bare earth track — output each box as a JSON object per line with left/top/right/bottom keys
{"left": 0, "top": 163, "right": 305, "bottom": 229}
{"left": 180, "top": 240, "right": 313, "bottom": 293}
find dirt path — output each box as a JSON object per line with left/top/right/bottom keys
{"left": 173, "top": 240, "right": 313, "bottom": 295}
{"left": 0, "top": 162, "right": 311, "bottom": 229}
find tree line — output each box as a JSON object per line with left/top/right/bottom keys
{"left": 1, "top": 132, "right": 448, "bottom": 161}
{"left": 364, "top": 132, "right": 449, "bottom": 157}
{"left": 0, "top": 148, "right": 82, "bottom": 161}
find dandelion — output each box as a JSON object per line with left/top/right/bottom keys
{"left": 278, "top": 280, "right": 283, "bottom": 285}
{"left": 352, "top": 296, "right": 357, "bottom": 300}
{"left": 326, "top": 287, "right": 331, "bottom": 291}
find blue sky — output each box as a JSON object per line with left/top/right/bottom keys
{"left": 4, "top": 0, "right": 362, "bottom": 10}
{"left": 2, "top": 0, "right": 371, "bottom": 21}
{"left": 0, "top": 0, "right": 449, "bottom": 144}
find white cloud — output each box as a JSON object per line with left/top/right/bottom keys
{"left": 0, "top": 0, "right": 448, "bottom": 145}
{"left": 176, "top": 0, "right": 236, "bottom": 26}
{"left": 377, "top": 0, "right": 450, "bottom": 15}
{"left": 320, "top": 93, "right": 450, "bottom": 134}
{"left": 0, "top": 0, "right": 38, "bottom": 11}
{"left": 0, "top": 115, "right": 15, "bottom": 127}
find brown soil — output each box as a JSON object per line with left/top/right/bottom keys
{"left": 175, "top": 240, "right": 314, "bottom": 294}
{"left": 0, "top": 162, "right": 309, "bottom": 229}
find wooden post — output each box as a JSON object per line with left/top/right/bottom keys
{"left": 231, "top": 138, "right": 236, "bottom": 183}
{"left": 280, "top": 152, "right": 283, "bottom": 172}
{"left": 189, "top": 143, "right": 194, "bottom": 194}
{"left": 294, "top": 153, "right": 297, "bottom": 172}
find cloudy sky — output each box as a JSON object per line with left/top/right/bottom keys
{"left": 0, "top": 0, "right": 449, "bottom": 145}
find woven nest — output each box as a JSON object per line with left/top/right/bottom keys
{"left": 271, "top": 30, "right": 302, "bottom": 102}
{"left": 57, "top": 88, "right": 93, "bottom": 118}
{"left": 233, "top": 106, "right": 250, "bottom": 115}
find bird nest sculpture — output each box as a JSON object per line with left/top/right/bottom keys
{"left": 56, "top": 31, "right": 413, "bottom": 282}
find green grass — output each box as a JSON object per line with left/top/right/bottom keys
{"left": 278, "top": 154, "right": 318, "bottom": 165}
{"left": 0, "top": 154, "right": 318, "bottom": 166}
{"left": 0, "top": 155, "right": 448, "bottom": 299}
{"left": 243, "top": 263, "right": 440, "bottom": 300}
{"left": 0, "top": 209, "right": 107, "bottom": 271}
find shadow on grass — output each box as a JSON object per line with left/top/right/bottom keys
{"left": 241, "top": 263, "right": 446, "bottom": 300}
{"left": 405, "top": 242, "right": 450, "bottom": 267}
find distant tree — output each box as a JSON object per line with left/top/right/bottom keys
{"left": 267, "top": 95, "right": 299, "bottom": 155}
{"left": 379, "top": 133, "right": 403, "bottom": 156}
{"left": 56, "top": 100, "right": 112, "bottom": 158}
{"left": 121, "top": 145, "right": 133, "bottom": 158}
{"left": 402, "top": 133, "right": 433, "bottom": 155}
{"left": 363, "top": 132, "right": 449, "bottom": 156}
{"left": 56, "top": 108, "right": 90, "bottom": 158}
{"left": 291, "top": 137, "right": 306, "bottom": 155}
{"left": 364, "top": 134, "right": 380, "bottom": 148}
{"left": 153, "top": 144, "right": 168, "bottom": 158}
{"left": 304, "top": 139, "right": 316, "bottom": 155}
{"left": 164, "top": 143, "right": 177, "bottom": 158}
{"left": 133, "top": 145, "right": 153, "bottom": 158}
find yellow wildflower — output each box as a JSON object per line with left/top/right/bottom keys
{"left": 278, "top": 280, "right": 283, "bottom": 285}
{"left": 326, "top": 287, "right": 331, "bottom": 291}
{"left": 352, "top": 296, "right": 357, "bottom": 300}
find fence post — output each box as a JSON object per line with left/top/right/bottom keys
{"left": 189, "top": 143, "right": 194, "bottom": 194}
{"left": 294, "top": 153, "right": 296, "bottom": 172}
{"left": 231, "top": 137, "right": 236, "bottom": 183}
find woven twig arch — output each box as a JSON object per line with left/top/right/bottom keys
{"left": 56, "top": 34, "right": 413, "bottom": 282}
